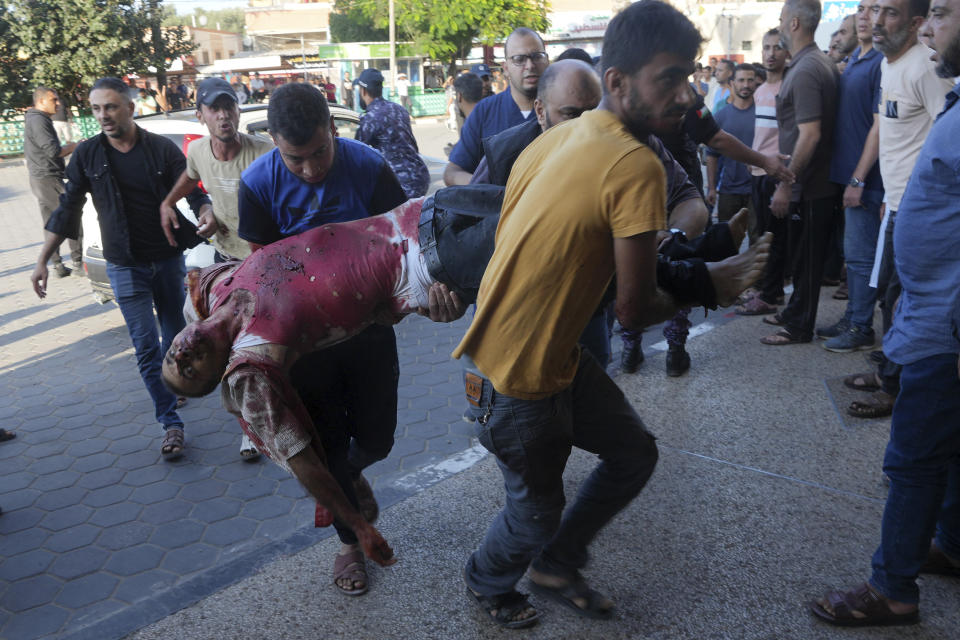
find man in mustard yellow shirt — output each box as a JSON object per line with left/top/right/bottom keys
{"left": 454, "top": 0, "right": 768, "bottom": 628}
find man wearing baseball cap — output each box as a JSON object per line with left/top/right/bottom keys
{"left": 160, "top": 76, "right": 274, "bottom": 459}
{"left": 471, "top": 63, "right": 495, "bottom": 98}
{"left": 354, "top": 68, "right": 430, "bottom": 198}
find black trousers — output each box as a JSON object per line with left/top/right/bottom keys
{"left": 779, "top": 196, "right": 839, "bottom": 341}
{"left": 876, "top": 212, "right": 902, "bottom": 395}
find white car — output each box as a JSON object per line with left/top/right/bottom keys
{"left": 81, "top": 104, "right": 445, "bottom": 303}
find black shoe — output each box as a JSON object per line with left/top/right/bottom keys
{"left": 665, "top": 346, "right": 690, "bottom": 377}
{"left": 53, "top": 263, "right": 70, "bottom": 278}
{"left": 620, "top": 344, "right": 643, "bottom": 373}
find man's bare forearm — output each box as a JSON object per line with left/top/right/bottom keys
{"left": 786, "top": 127, "right": 820, "bottom": 182}
{"left": 162, "top": 171, "right": 201, "bottom": 208}
{"left": 616, "top": 287, "right": 680, "bottom": 331}
{"left": 288, "top": 447, "right": 367, "bottom": 532}
{"left": 851, "top": 119, "right": 879, "bottom": 181}
{"left": 443, "top": 162, "right": 473, "bottom": 186}
{"left": 37, "top": 231, "right": 66, "bottom": 266}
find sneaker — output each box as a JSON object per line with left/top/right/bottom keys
{"left": 823, "top": 326, "right": 876, "bottom": 353}
{"left": 815, "top": 317, "right": 850, "bottom": 340}
{"left": 665, "top": 345, "right": 690, "bottom": 377}
{"left": 53, "top": 262, "right": 70, "bottom": 278}
{"left": 620, "top": 343, "right": 643, "bottom": 373}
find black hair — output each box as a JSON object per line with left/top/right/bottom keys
{"left": 909, "top": 0, "right": 931, "bottom": 18}
{"left": 556, "top": 47, "right": 594, "bottom": 65}
{"left": 453, "top": 72, "right": 483, "bottom": 104}
{"left": 268, "top": 83, "right": 330, "bottom": 145}
{"left": 719, "top": 59, "right": 737, "bottom": 73}
{"left": 734, "top": 62, "right": 757, "bottom": 75}
{"left": 32, "top": 86, "right": 55, "bottom": 105}
{"left": 601, "top": 0, "right": 703, "bottom": 78}
{"left": 505, "top": 28, "right": 545, "bottom": 57}
{"left": 91, "top": 77, "right": 131, "bottom": 95}
{"left": 753, "top": 64, "right": 767, "bottom": 82}
{"left": 765, "top": 27, "right": 781, "bottom": 38}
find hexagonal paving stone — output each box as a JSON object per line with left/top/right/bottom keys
{"left": 122, "top": 464, "right": 170, "bottom": 487}
{"left": 139, "top": 499, "right": 192, "bottom": 525}
{"left": 83, "top": 484, "right": 134, "bottom": 508}
{"left": 40, "top": 504, "right": 93, "bottom": 531}
{"left": 97, "top": 522, "right": 156, "bottom": 551}
{"left": 165, "top": 463, "right": 215, "bottom": 484}
{"left": 72, "top": 451, "right": 119, "bottom": 473}
{"left": 55, "top": 572, "right": 119, "bottom": 609}
{"left": 77, "top": 467, "right": 126, "bottom": 490}
{"left": 103, "top": 544, "right": 166, "bottom": 576}
{"left": 0, "top": 527, "right": 48, "bottom": 555}
{"left": 112, "top": 569, "right": 179, "bottom": 604}
{"left": 0, "top": 548, "right": 56, "bottom": 581}
{"left": 22, "top": 440, "right": 69, "bottom": 458}
{"left": 67, "top": 598, "right": 127, "bottom": 632}
{"left": 0, "top": 603, "right": 70, "bottom": 640}
{"left": 215, "top": 460, "right": 262, "bottom": 482}
{"left": 0, "top": 574, "right": 62, "bottom": 612}
{"left": 43, "top": 524, "right": 101, "bottom": 553}
{"left": 87, "top": 501, "right": 142, "bottom": 527}
{"left": 65, "top": 438, "right": 110, "bottom": 457}
{"left": 177, "top": 478, "right": 228, "bottom": 503}
{"left": 255, "top": 513, "right": 303, "bottom": 540}
{"left": 276, "top": 478, "right": 307, "bottom": 499}
{"left": 202, "top": 517, "right": 258, "bottom": 547}
{"left": 149, "top": 519, "right": 205, "bottom": 550}
{"left": 0, "top": 507, "right": 44, "bottom": 534}
{"left": 160, "top": 543, "right": 219, "bottom": 574}
{"left": 30, "top": 469, "right": 82, "bottom": 492}
{"left": 48, "top": 546, "right": 110, "bottom": 580}
{"left": 34, "top": 486, "right": 88, "bottom": 512}
{"left": 225, "top": 477, "right": 277, "bottom": 500}
{"left": 115, "top": 450, "right": 161, "bottom": 471}
{"left": 107, "top": 435, "right": 153, "bottom": 456}
{"left": 241, "top": 495, "right": 294, "bottom": 520}
{"left": 191, "top": 498, "right": 243, "bottom": 524}
{"left": 1, "top": 470, "right": 38, "bottom": 492}
{"left": 189, "top": 432, "right": 235, "bottom": 451}
{"left": 59, "top": 425, "right": 104, "bottom": 443}
{"left": 129, "top": 482, "right": 179, "bottom": 505}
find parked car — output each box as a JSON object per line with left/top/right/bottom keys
{"left": 81, "top": 104, "right": 445, "bottom": 303}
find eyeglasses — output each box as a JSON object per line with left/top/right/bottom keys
{"left": 508, "top": 52, "right": 549, "bottom": 67}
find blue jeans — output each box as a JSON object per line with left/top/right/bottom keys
{"left": 842, "top": 190, "right": 883, "bottom": 331}
{"left": 869, "top": 353, "right": 960, "bottom": 604}
{"left": 579, "top": 310, "right": 611, "bottom": 367}
{"left": 464, "top": 351, "right": 659, "bottom": 596}
{"left": 106, "top": 256, "right": 186, "bottom": 431}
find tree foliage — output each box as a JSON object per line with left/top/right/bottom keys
{"left": 162, "top": 7, "right": 246, "bottom": 34}
{"left": 0, "top": 5, "right": 32, "bottom": 119}
{"left": 1, "top": 0, "right": 194, "bottom": 112}
{"left": 330, "top": 0, "right": 550, "bottom": 70}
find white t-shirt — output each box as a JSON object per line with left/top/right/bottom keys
{"left": 878, "top": 43, "right": 954, "bottom": 211}
{"left": 186, "top": 132, "right": 274, "bottom": 259}
{"left": 396, "top": 78, "right": 410, "bottom": 97}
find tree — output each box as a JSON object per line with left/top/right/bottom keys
{"left": 163, "top": 7, "right": 247, "bottom": 34}
{"left": 330, "top": 0, "right": 550, "bottom": 75}
{"left": 3, "top": 0, "right": 194, "bottom": 110}
{"left": 0, "top": 5, "right": 32, "bottom": 119}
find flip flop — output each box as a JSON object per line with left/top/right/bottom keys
{"left": 843, "top": 372, "right": 881, "bottom": 392}
{"left": 0, "top": 429, "right": 15, "bottom": 442}
{"left": 333, "top": 549, "right": 368, "bottom": 596}
{"left": 847, "top": 391, "right": 895, "bottom": 418}
{"left": 809, "top": 583, "right": 919, "bottom": 627}
{"left": 466, "top": 586, "right": 540, "bottom": 629}
{"left": 762, "top": 312, "right": 786, "bottom": 326}
{"left": 760, "top": 329, "right": 807, "bottom": 346}
{"left": 528, "top": 573, "right": 614, "bottom": 620}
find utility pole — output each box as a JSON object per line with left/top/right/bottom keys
{"left": 389, "top": 0, "right": 396, "bottom": 97}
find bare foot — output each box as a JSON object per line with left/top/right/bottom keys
{"left": 707, "top": 232, "right": 772, "bottom": 307}
{"left": 728, "top": 207, "right": 750, "bottom": 249}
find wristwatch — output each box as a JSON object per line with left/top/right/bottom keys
{"left": 848, "top": 177, "right": 866, "bottom": 188}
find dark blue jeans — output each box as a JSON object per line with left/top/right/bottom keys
{"left": 842, "top": 190, "right": 883, "bottom": 332}
{"left": 869, "top": 353, "right": 960, "bottom": 604}
{"left": 106, "top": 256, "right": 186, "bottom": 431}
{"left": 464, "top": 351, "right": 659, "bottom": 596}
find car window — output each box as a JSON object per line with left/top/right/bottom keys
{"left": 333, "top": 116, "right": 358, "bottom": 140}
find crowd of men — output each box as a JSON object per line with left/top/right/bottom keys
{"left": 13, "top": 0, "right": 960, "bottom": 631}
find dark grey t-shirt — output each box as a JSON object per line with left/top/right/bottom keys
{"left": 777, "top": 44, "right": 841, "bottom": 201}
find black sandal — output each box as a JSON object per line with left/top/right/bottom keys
{"left": 528, "top": 571, "right": 614, "bottom": 620}
{"left": 466, "top": 587, "right": 540, "bottom": 629}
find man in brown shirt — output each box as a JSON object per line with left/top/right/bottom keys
{"left": 762, "top": 0, "right": 841, "bottom": 345}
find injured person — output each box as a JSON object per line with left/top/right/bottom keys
{"left": 161, "top": 185, "right": 770, "bottom": 567}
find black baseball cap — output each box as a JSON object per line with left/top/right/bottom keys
{"left": 354, "top": 68, "right": 384, "bottom": 89}
{"left": 196, "top": 78, "right": 238, "bottom": 106}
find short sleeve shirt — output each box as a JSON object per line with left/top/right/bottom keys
{"left": 186, "top": 132, "right": 274, "bottom": 259}
{"left": 237, "top": 138, "right": 406, "bottom": 245}
{"left": 448, "top": 89, "right": 537, "bottom": 173}
{"left": 708, "top": 103, "right": 755, "bottom": 194}
{"left": 877, "top": 43, "right": 955, "bottom": 211}
{"left": 453, "top": 111, "right": 666, "bottom": 399}
{"left": 829, "top": 46, "right": 883, "bottom": 191}
{"left": 356, "top": 98, "right": 430, "bottom": 198}
{"left": 751, "top": 79, "right": 781, "bottom": 176}
{"left": 777, "top": 44, "right": 840, "bottom": 201}
{"left": 885, "top": 83, "right": 960, "bottom": 364}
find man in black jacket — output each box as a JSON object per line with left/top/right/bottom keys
{"left": 30, "top": 77, "right": 211, "bottom": 461}
{"left": 24, "top": 87, "right": 81, "bottom": 278}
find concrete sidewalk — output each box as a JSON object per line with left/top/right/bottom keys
{"left": 127, "top": 299, "right": 960, "bottom": 640}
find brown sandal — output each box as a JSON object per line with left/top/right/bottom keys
{"left": 333, "top": 549, "right": 368, "bottom": 596}
{"left": 843, "top": 372, "right": 881, "bottom": 392}
{"left": 809, "top": 582, "right": 918, "bottom": 627}
{"left": 847, "top": 390, "right": 895, "bottom": 418}
{"left": 760, "top": 329, "right": 806, "bottom": 346}
{"left": 161, "top": 428, "right": 184, "bottom": 460}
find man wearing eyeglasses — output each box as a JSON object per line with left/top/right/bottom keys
{"left": 443, "top": 28, "right": 548, "bottom": 186}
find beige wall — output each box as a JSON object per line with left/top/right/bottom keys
{"left": 183, "top": 27, "right": 244, "bottom": 66}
